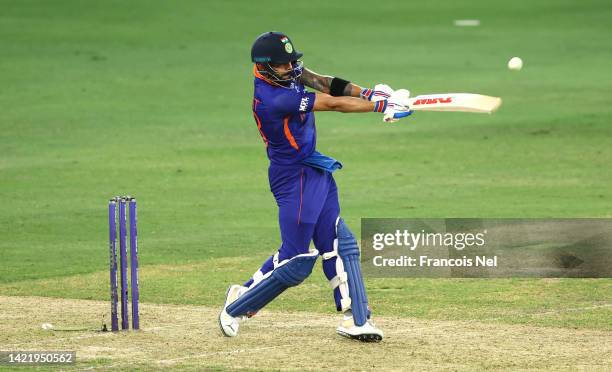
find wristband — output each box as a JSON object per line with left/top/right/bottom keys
{"left": 373, "top": 100, "right": 387, "bottom": 113}
{"left": 360, "top": 88, "right": 373, "bottom": 100}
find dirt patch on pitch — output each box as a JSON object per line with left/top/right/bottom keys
{"left": 1, "top": 296, "right": 611, "bottom": 370}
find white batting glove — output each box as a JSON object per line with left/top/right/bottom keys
{"left": 360, "top": 84, "right": 394, "bottom": 102}
{"left": 383, "top": 89, "right": 412, "bottom": 123}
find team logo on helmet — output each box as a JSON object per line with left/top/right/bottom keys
{"left": 284, "top": 43, "right": 293, "bottom": 53}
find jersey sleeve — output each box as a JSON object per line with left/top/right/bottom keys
{"left": 270, "top": 89, "right": 316, "bottom": 116}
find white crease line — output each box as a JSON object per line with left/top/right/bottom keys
{"left": 156, "top": 345, "right": 282, "bottom": 365}
{"left": 388, "top": 321, "right": 468, "bottom": 335}
{"left": 391, "top": 303, "right": 612, "bottom": 335}
{"left": 3, "top": 321, "right": 208, "bottom": 349}
{"left": 528, "top": 304, "right": 612, "bottom": 316}
{"left": 78, "top": 345, "right": 284, "bottom": 371}
{"left": 144, "top": 321, "right": 204, "bottom": 331}
{"left": 474, "top": 303, "right": 612, "bottom": 322}
{"left": 2, "top": 332, "right": 114, "bottom": 349}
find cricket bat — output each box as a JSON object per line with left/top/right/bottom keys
{"left": 408, "top": 93, "right": 502, "bottom": 113}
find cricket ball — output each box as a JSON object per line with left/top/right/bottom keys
{"left": 508, "top": 57, "right": 523, "bottom": 71}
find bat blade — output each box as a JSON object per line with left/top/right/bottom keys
{"left": 408, "top": 93, "right": 502, "bottom": 113}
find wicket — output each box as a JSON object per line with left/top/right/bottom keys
{"left": 108, "top": 196, "right": 140, "bottom": 331}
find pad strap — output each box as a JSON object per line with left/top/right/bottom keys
{"left": 227, "top": 250, "right": 318, "bottom": 317}
{"left": 328, "top": 272, "right": 347, "bottom": 289}
{"left": 322, "top": 236, "right": 352, "bottom": 311}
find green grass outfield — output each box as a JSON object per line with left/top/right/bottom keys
{"left": 1, "top": 0, "right": 611, "bottom": 350}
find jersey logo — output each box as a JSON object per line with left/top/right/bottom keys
{"left": 299, "top": 97, "right": 309, "bottom": 112}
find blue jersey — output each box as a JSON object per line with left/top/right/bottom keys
{"left": 252, "top": 67, "right": 317, "bottom": 165}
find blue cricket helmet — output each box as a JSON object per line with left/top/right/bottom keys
{"left": 251, "top": 31, "right": 303, "bottom": 64}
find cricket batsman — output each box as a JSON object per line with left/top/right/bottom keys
{"left": 219, "top": 31, "right": 412, "bottom": 342}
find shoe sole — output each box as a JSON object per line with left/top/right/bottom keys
{"left": 218, "top": 285, "right": 234, "bottom": 337}
{"left": 336, "top": 329, "right": 383, "bottom": 343}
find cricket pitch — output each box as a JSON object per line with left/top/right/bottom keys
{"left": 1, "top": 296, "right": 611, "bottom": 370}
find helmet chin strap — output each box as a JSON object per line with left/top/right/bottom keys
{"left": 256, "top": 61, "right": 303, "bottom": 89}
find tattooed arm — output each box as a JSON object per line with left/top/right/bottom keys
{"left": 299, "top": 67, "right": 364, "bottom": 97}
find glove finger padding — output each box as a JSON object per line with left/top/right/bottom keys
{"left": 384, "top": 110, "right": 412, "bottom": 122}
{"left": 362, "top": 84, "right": 394, "bottom": 102}
{"left": 383, "top": 89, "right": 412, "bottom": 122}
{"left": 371, "top": 84, "right": 394, "bottom": 102}
{"left": 388, "top": 89, "right": 411, "bottom": 106}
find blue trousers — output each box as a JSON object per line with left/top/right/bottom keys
{"left": 244, "top": 164, "right": 345, "bottom": 311}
